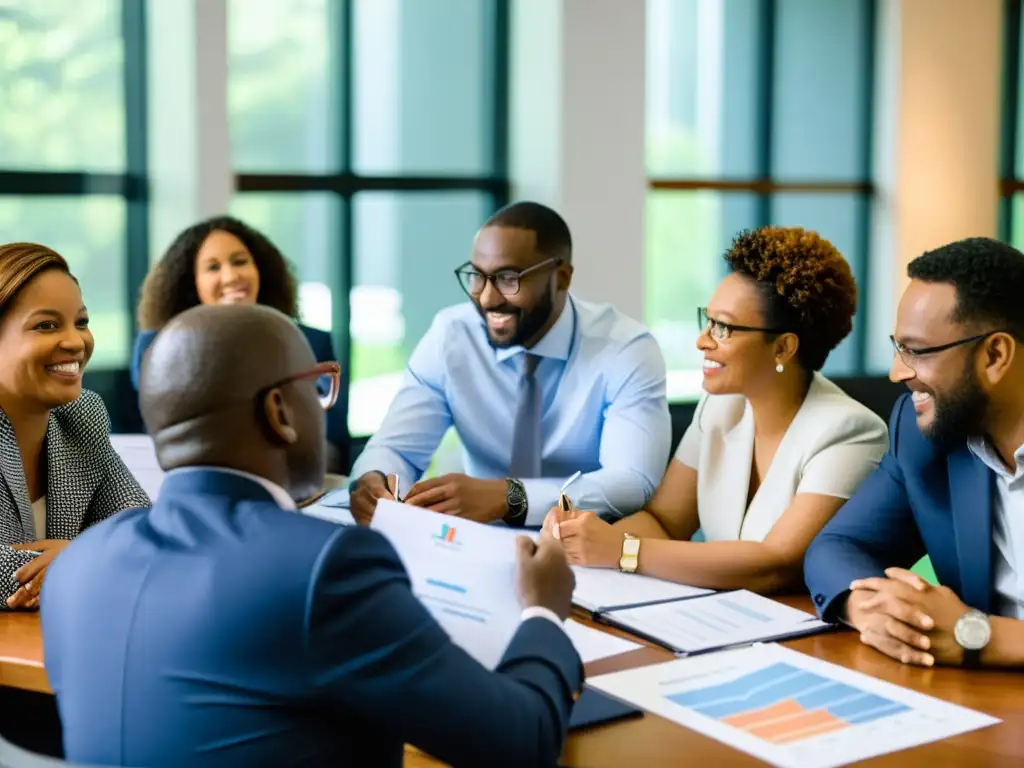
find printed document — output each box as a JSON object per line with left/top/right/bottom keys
{"left": 602, "top": 590, "right": 829, "bottom": 654}
{"left": 110, "top": 434, "right": 165, "bottom": 501}
{"left": 370, "top": 500, "right": 527, "bottom": 670}
{"left": 565, "top": 620, "right": 641, "bottom": 663}
{"left": 589, "top": 643, "right": 999, "bottom": 768}
{"left": 302, "top": 488, "right": 355, "bottom": 525}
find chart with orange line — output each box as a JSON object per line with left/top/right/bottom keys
{"left": 589, "top": 644, "right": 1000, "bottom": 768}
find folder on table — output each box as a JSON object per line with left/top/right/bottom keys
{"left": 595, "top": 589, "right": 833, "bottom": 656}
{"left": 569, "top": 687, "right": 643, "bottom": 731}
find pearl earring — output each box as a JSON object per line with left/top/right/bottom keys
{"left": 776, "top": 362, "right": 784, "bottom": 374}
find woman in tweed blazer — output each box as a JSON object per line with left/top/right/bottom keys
{"left": 0, "top": 243, "right": 149, "bottom": 610}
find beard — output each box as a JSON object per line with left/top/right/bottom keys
{"left": 479, "top": 289, "right": 555, "bottom": 349}
{"left": 920, "top": 364, "right": 990, "bottom": 447}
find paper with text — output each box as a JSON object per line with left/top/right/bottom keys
{"left": 589, "top": 643, "right": 1000, "bottom": 768}
{"left": 603, "top": 590, "right": 828, "bottom": 654}
{"left": 370, "top": 500, "right": 527, "bottom": 669}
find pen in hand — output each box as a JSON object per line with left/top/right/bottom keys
{"left": 554, "top": 471, "right": 582, "bottom": 539}
{"left": 386, "top": 473, "right": 402, "bottom": 503}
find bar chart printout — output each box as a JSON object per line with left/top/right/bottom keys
{"left": 588, "top": 644, "right": 1000, "bottom": 768}
{"left": 669, "top": 661, "right": 910, "bottom": 743}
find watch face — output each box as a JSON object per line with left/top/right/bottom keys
{"left": 623, "top": 539, "right": 640, "bottom": 556}
{"left": 955, "top": 613, "right": 991, "bottom": 650}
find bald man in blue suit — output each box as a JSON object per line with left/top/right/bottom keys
{"left": 42, "top": 305, "right": 582, "bottom": 767}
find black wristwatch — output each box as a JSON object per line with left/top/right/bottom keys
{"left": 503, "top": 478, "right": 528, "bottom": 527}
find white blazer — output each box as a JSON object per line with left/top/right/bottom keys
{"left": 675, "top": 373, "right": 888, "bottom": 543}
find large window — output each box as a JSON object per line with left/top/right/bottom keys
{"left": 227, "top": 0, "right": 509, "bottom": 437}
{"left": 0, "top": 0, "right": 147, "bottom": 369}
{"left": 645, "top": 0, "right": 876, "bottom": 400}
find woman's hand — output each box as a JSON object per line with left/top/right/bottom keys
{"left": 7, "top": 539, "right": 70, "bottom": 609}
{"left": 541, "top": 504, "right": 581, "bottom": 538}
{"left": 556, "top": 512, "right": 622, "bottom": 569}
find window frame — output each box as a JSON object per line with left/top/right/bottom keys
{"left": 232, "top": 0, "right": 511, "bottom": 437}
{"left": 0, "top": 0, "right": 150, "bottom": 352}
{"left": 646, "top": 0, "right": 877, "bottom": 379}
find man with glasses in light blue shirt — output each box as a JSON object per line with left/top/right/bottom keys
{"left": 349, "top": 201, "right": 671, "bottom": 528}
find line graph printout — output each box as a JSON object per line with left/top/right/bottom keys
{"left": 589, "top": 644, "right": 999, "bottom": 768}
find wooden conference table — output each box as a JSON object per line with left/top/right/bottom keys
{"left": 3, "top": 598, "right": 1022, "bottom": 766}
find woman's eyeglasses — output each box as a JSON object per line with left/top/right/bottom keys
{"left": 697, "top": 307, "right": 785, "bottom": 342}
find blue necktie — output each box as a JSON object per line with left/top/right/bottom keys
{"left": 509, "top": 353, "right": 542, "bottom": 478}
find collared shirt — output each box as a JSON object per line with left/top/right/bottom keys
{"left": 165, "top": 466, "right": 297, "bottom": 510}
{"left": 351, "top": 295, "right": 671, "bottom": 526}
{"left": 967, "top": 437, "right": 1024, "bottom": 618}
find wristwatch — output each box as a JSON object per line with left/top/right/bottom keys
{"left": 954, "top": 608, "right": 992, "bottom": 668}
{"left": 503, "top": 478, "right": 528, "bottom": 527}
{"left": 619, "top": 534, "right": 640, "bottom": 573}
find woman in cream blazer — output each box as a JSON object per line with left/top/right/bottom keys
{"left": 545, "top": 227, "right": 888, "bottom": 594}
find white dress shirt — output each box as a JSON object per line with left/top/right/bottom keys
{"left": 967, "top": 438, "right": 1024, "bottom": 619}
{"left": 32, "top": 496, "right": 46, "bottom": 539}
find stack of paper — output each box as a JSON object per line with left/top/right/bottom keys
{"left": 600, "top": 590, "right": 829, "bottom": 655}
{"left": 110, "top": 434, "right": 165, "bottom": 501}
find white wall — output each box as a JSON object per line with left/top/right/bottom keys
{"left": 509, "top": 0, "right": 647, "bottom": 321}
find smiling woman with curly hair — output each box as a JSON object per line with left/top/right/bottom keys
{"left": 543, "top": 226, "right": 889, "bottom": 594}
{"left": 131, "top": 216, "right": 348, "bottom": 472}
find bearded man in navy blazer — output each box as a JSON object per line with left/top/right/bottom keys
{"left": 805, "top": 237, "right": 1024, "bottom": 670}
{"left": 41, "top": 303, "right": 583, "bottom": 767}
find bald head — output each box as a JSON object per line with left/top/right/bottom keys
{"left": 140, "top": 304, "right": 326, "bottom": 499}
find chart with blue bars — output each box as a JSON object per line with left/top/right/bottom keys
{"left": 665, "top": 662, "right": 911, "bottom": 745}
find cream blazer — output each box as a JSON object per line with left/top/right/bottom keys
{"left": 675, "top": 373, "right": 888, "bottom": 542}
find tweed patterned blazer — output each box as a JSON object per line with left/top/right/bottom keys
{"left": 0, "top": 390, "right": 150, "bottom": 608}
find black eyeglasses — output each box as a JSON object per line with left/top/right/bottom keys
{"left": 697, "top": 307, "right": 785, "bottom": 342}
{"left": 890, "top": 332, "right": 1003, "bottom": 369}
{"left": 455, "top": 258, "right": 561, "bottom": 298}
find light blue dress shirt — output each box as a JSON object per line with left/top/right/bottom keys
{"left": 351, "top": 295, "right": 672, "bottom": 526}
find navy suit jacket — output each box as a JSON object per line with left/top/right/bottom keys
{"left": 131, "top": 325, "right": 349, "bottom": 467}
{"left": 41, "top": 470, "right": 583, "bottom": 768}
{"left": 805, "top": 394, "right": 996, "bottom": 621}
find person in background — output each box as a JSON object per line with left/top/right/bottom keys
{"left": 0, "top": 243, "right": 148, "bottom": 611}
{"left": 544, "top": 227, "right": 887, "bottom": 594}
{"left": 131, "top": 215, "right": 349, "bottom": 473}
{"left": 805, "top": 238, "right": 1024, "bottom": 669}
{"left": 349, "top": 201, "right": 671, "bottom": 528}
{"left": 42, "top": 304, "right": 582, "bottom": 768}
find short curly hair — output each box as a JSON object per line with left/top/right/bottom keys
{"left": 724, "top": 226, "right": 857, "bottom": 372}
{"left": 907, "top": 237, "right": 1024, "bottom": 340}
{"left": 136, "top": 216, "right": 299, "bottom": 331}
